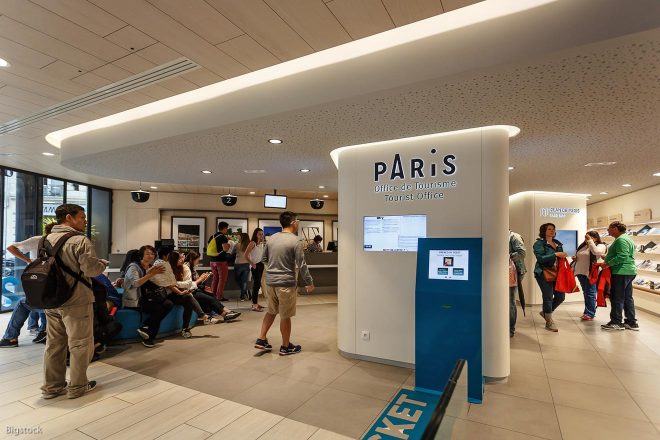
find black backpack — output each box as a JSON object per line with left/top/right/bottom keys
{"left": 21, "top": 232, "right": 88, "bottom": 309}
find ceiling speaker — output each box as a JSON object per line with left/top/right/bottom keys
{"left": 221, "top": 194, "right": 238, "bottom": 206}
{"left": 131, "top": 190, "right": 150, "bottom": 203}
{"left": 310, "top": 199, "right": 324, "bottom": 210}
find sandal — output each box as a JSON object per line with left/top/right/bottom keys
{"left": 251, "top": 304, "right": 264, "bottom": 312}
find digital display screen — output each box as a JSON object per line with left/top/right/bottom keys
{"left": 556, "top": 229, "right": 577, "bottom": 256}
{"left": 429, "top": 250, "right": 469, "bottom": 280}
{"left": 264, "top": 194, "right": 287, "bottom": 209}
{"left": 363, "top": 215, "right": 426, "bottom": 252}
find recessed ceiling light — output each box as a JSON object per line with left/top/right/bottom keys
{"left": 323, "top": 195, "right": 329, "bottom": 198}
{"left": 600, "top": 192, "right": 608, "bottom": 195}
{"left": 318, "top": 185, "right": 326, "bottom": 189}
{"left": 42, "top": 152, "right": 55, "bottom": 156}
{"left": 249, "top": 191, "right": 256, "bottom": 195}
{"left": 654, "top": 172, "right": 660, "bottom": 177}
{"left": 622, "top": 183, "right": 631, "bottom": 187}
{"left": 508, "top": 166, "right": 514, "bottom": 171}
{"left": 584, "top": 162, "right": 616, "bottom": 167}
{"left": 299, "top": 169, "right": 310, "bottom": 173}
{"left": 243, "top": 169, "right": 266, "bottom": 174}
{"left": 268, "top": 139, "right": 283, "bottom": 144}
{"left": 201, "top": 170, "right": 212, "bottom": 174}
{"left": 150, "top": 186, "right": 158, "bottom": 189}
{"left": 0, "top": 57, "right": 9, "bottom": 68}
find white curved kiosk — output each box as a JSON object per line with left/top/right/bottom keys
{"left": 333, "top": 125, "right": 518, "bottom": 380}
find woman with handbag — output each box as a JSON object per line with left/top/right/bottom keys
{"left": 533, "top": 223, "right": 568, "bottom": 332}
{"left": 573, "top": 231, "right": 607, "bottom": 321}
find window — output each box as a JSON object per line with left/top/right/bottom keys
{"left": 41, "top": 178, "right": 64, "bottom": 232}
{"left": 2, "top": 170, "right": 38, "bottom": 311}
{"left": 91, "top": 188, "right": 111, "bottom": 259}
{"left": 0, "top": 167, "right": 112, "bottom": 312}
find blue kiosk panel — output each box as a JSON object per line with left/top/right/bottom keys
{"left": 415, "top": 238, "right": 483, "bottom": 403}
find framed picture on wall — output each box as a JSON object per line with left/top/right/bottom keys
{"left": 299, "top": 220, "right": 323, "bottom": 245}
{"left": 171, "top": 217, "right": 206, "bottom": 255}
{"left": 332, "top": 221, "right": 339, "bottom": 242}
{"left": 258, "top": 218, "right": 283, "bottom": 238}
{"left": 216, "top": 217, "right": 248, "bottom": 242}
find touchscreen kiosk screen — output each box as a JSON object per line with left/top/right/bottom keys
{"left": 363, "top": 215, "right": 426, "bottom": 252}
{"left": 429, "top": 250, "right": 469, "bottom": 280}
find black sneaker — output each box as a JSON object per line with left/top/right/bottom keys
{"left": 601, "top": 322, "right": 625, "bottom": 331}
{"left": 624, "top": 322, "right": 640, "bottom": 331}
{"left": 224, "top": 311, "right": 241, "bottom": 321}
{"left": 68, "top": 380, "right": 96, "bottom": 399}
{"left": 254, "top": 338, "right": 272, "bottom": 350}
{"left": 142, "top": 339, "right": 156, "bottom": 348}
{"left": 95, "top": 343, "right": 106, "bottom": 354}
{"left": 32, "top": 331, "right": 47, "bottom": 344}
{"left": 279, "top": 343, "right": 302, "bottom": 356}
{"left": 0, "top": 339, "right": 18, "bottom": 348}
{"left": 136, "top": 327, "right": 149, "bottom": 340}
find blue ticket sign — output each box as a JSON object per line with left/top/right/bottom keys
{"left": 415, "top": 238, "right": 483, "bottom": 403}
{"left": 361, "top": 388, "right": 440, "bottom": 440}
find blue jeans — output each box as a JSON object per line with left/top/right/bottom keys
{"left": 27, "top": 310, "right": 45, "bottom": 330}
{"left": 234, "top": 264, "right": 250, "bottom": 299}
{"left": 576, "top": 274, "right": 597, "bottom": 318}
{"left": 3, "top": 299, "right": 46, "bottom": 340}
{"left": 535, "top": 275, "right": 565, "bottom": 315}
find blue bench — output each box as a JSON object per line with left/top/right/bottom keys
{"left": 113, "top": 307, "right": 198, "bottom": 342}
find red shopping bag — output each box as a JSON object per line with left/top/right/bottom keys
{"left": 588, "top": 262, "right": 599, "bottom": 284}
{"left": 555, "top": 258, "right": 578, "bottom": 293}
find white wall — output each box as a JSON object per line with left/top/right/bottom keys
{"left": 587, "top": 184, "right": 660, "bottom": 224}
{"left": 112, "top": 190, "right": 337, "bottom": 254}
{"left": 509, "top": 192, "right": 587, "bottom": 305}
{"left": 337, "top": 127, "right": 511, "bottom": 378}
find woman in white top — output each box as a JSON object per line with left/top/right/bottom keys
{"left": 244, "top": 228, "right": 265, "bottom": 311}
{"left": 573, "top": 231, "right": 607, "bottom": 320}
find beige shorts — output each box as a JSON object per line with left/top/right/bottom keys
{"left": 264, "top": 285, "right": 297, "bottom": 319}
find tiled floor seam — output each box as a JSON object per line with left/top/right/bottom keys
{"left": 572, "top": 308, "right": 660, "bottom": 428}
{"left": 532, "top": 307, "right": 564, "bottom": 440}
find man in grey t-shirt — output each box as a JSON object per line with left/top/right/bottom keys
{"left": 254, "top": 211, "right": 314, "bottom": 355}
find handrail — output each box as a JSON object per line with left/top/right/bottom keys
{"left": 420, "top": 359, "right": 466, "bottom": 440}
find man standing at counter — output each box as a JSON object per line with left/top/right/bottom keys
{"left": 601, "top": 221, "right": 638, "bottom": 331}
{"left": 254, "top": 211, "right": 314, "bottom": 355}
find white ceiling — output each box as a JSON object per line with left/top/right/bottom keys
{"left": 1, "top": 0, "right": 660, "bottom": 203}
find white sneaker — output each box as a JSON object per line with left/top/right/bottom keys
{"left": 182, "top": 329, "right": 192, "bottom": 338}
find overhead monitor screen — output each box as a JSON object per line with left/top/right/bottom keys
{"left": 264, "top": 194, "right": 287, "bottom": 209}
{"left": 428, "top": 250, "right": 470, "bottom": 280}
{"left": 363, "top": 215, "right": 426, "bottom": 252}
{"left": 556, "top": 229, "right": 577, "bottom": 257}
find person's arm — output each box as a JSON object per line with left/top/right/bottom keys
{"left": 7, "top": 244, "right": 31, "bottom": 264}
{"left": 245, "top": 241, "right": 256, "bottom": 265}
{"left": 509, "top": 235, "right": 526, "bottom": 263}
{"left": 261, "top": 242, "right": 269, "bottom": 265}
{"left": 295, "top": 241, "right": 314, "bottom": 291}
{"left": 220, "top": 235, "right": 230, "bottom": 252}
{"left": 589, "top": 242, "right": 607, "bottom": 257}
{"left": 77, "top": 238, "right": 108, "bottom": 277}
{"left": 176, "top": 265, "right": 197, "bottom": 290}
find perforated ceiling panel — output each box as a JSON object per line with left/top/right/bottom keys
{"left": 63, "top": 28, "right": 660, "bottom": 200}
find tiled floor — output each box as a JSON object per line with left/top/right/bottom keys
{"left": 1, "top": 295, "right": 660, "bottom": 439}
